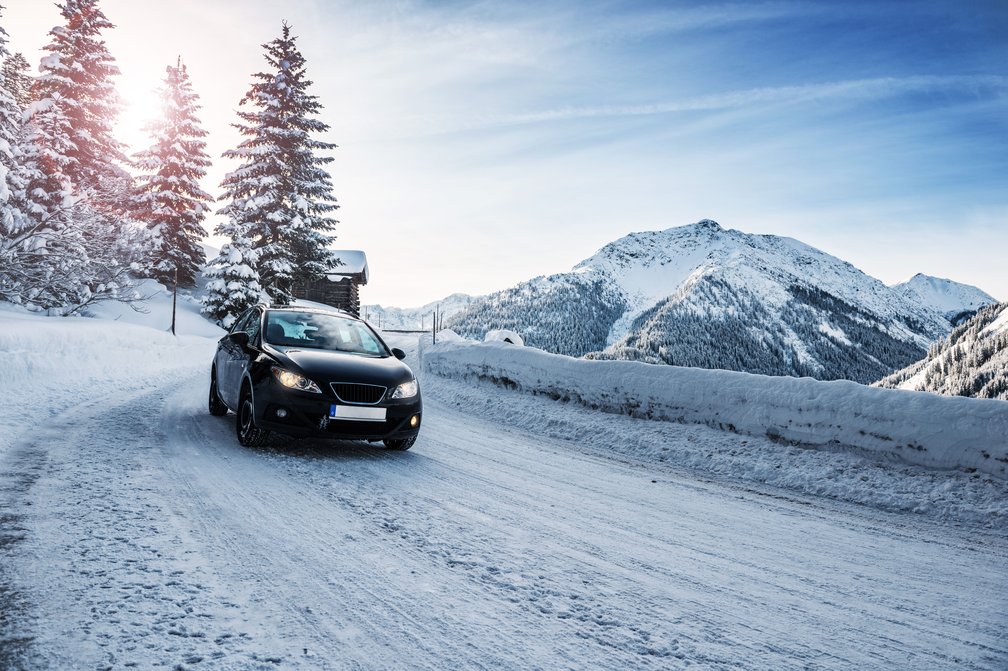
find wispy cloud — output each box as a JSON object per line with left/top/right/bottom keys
{"left": 493, "top": 75, "right": 1008, "bottom": 127}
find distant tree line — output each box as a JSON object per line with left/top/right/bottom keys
{"left": 447, "top": 273, "right": 626, "bottom": 357}
{"left": 877, "top": 303, "right": 1008, "bottom": 400}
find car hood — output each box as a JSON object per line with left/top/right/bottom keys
{"left": 264, "top": 344, "right": 415, "bottom": 387}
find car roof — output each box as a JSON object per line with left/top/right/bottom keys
{"left": 259, "top": 304, "right": 357, "bottom": 319}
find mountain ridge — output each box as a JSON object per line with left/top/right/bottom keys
{"left": 362, "top": 293, "right": 479, "bottom": 330}
{"left": 890, "top": 273, "right": 996, "bottom": 325}
{"left": 445, "top": 220, "right": 976, "bottom": 383}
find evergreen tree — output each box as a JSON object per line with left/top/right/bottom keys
{"left": 34, "top": 0, "right": 127, "bottom": 199}
{"left": 134, "top": 59, "right": 211, "bottom": 288}
{"left": 1, "top": 51, "right": 32, "bottom": 109}
{"left": 0, "top": 6, "right": 46, "bottom": 305}
{"left": 0, "top": 10, "right": 22, "bottom": 205}
{"left": 1, "top": 91, "right": 87, "bottom": 309}
{"left": 201, "top": 233, "right": 264, "bottom": 328}
{"left": 2, "top": 0, "right": 144, "bottom": 313}
{"left": 212, "top": 22, "right": 338, "bottom": 311}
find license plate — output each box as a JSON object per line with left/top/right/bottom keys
{"left": 329, "top": 404, "right": 387, "bottom": 422}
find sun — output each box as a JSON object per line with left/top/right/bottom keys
{"left": 117, "top": 75, "right": 168, "bottom": 155}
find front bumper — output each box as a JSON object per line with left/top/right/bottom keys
{"left": 253, "top": 381, "right": 422, "bottom": 441}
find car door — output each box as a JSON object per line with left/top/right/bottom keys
{"left": 234, "top": 308, "right": 263, "bottom": 399}
{"left": 219, "top": 309, "right": 253, "bottom": 408}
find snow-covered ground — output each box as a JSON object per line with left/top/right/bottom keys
{"left": 0, "top": 284, "right": 221, "bottom": 463}
{"left": 1, "top": 302, "right": 1006, "bottom": 669}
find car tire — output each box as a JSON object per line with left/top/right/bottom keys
{"left": 209, "top": 369, "right": 228, "bottom": 416}
{"left": 236, "top": 385, "right": 270, "bottom": 447}
{"left": 383, "top": 436, "right": 417, "bottom": 451}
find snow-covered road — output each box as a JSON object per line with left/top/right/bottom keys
{"left": 1, "top": 333, "right": 1006, "bottom": 669}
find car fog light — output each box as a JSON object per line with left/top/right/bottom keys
{"left": 276, "top": 408, "right": 288, "bottom": 418}
{"left": 410, "top": 415, "right": 419, "bottom": 428}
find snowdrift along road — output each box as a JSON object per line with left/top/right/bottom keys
{"left": 423, "top": 334, "right": 1008, "bottom": 477}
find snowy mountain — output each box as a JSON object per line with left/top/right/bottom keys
{"left": 362, "top": 293, "right": 481, "bottom": 330}
{"left": 891, "top": 273, "right": 996, "bottom": 325}
{"left": 875, "top": 303, "right": 1008, "bottom": 400}
{"left": 447, "top": 220, "right": 952, "bottom": 383}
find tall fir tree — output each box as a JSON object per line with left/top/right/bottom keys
{"left": 0, "top": 5, "right": 44, "bottom": 304}
{"left": 33, "top": 0, "right": 128, "bottom": 200}
{"left": 4, "top": 0, "right": 144, "bottom": 313}
{"left": 207, "top": 22, "right": 338, "bottom": 318}
{"left": 134, "top": 59, "right": 212, "bottom": 289}
{"left": 0, "top": 8, "right": 21, "bottom": 204}
{"left": 0, "top": 77, "right": 86, "bottom": 308}
{"left": 1, "top": 51, "right": 32, "bottom": 109}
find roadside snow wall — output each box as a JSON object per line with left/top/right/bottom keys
{"left": 422, "top": 339, "right": 1008, "bottom": 478}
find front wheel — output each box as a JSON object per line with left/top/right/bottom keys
{"left": 236, "top": 388, "right": 270, "bottom": 447}
{"left": 383, "top": 436, "right": 417, "bottom": 451}
{"left": 209, "top": 370, "right": 228, "bottom": 416}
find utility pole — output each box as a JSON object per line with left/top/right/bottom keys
{"left": 170, "top": 265, "right": 178, "bottom": 336}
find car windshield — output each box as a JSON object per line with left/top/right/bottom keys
{"left": 263, "top": 311, "right": 389, "bottom": 357}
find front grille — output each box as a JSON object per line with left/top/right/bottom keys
{"left": 330, "top": 382, "right": 387, "bottom": 405}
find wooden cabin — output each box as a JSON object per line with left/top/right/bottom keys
{"left": 292, "top": 250, "right": 369, "bottom": 317}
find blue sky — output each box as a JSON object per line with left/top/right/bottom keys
{"left": 7, "top": 0, "right": 1007, "bottom": 305}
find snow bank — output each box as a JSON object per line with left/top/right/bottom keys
{"left": 423, "top": 340, "right": 1008, "bottom": 478}
{"left": 0, "top": 306, "right": 220, "bottom": 459}
{"left": 84, "top": 279, "right": 224, "bottom": 338}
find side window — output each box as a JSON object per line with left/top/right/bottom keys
{"left": 230, "top": 309, "right": 253, "bottom": 334}
{"left": 243, "top": 309, "right": 262, "bottom": 344}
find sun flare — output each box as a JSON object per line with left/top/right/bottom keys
{"left": 118, "top": 77, "right": 166, "bottom": 154}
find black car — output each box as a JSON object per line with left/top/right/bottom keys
{"left": 208, "top": 304, "right": 422, "bottom": 450}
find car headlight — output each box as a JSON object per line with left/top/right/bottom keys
{"left": 389, "top": 378, "right": 418, "bottom": 399}
{"left": 271, "top": 367, "right": 322, "bottom": 393}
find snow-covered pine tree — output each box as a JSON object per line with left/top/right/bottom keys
{"left": 34, "top": 0, "right": 128, "bottom": 199}
{"left": 1, "top": 51, "right": 32, "bottom": 109}
{"left": 133, "top": 59, "right": 212, "bottom": 289}
{"left": 0, "top": 9, "right": 21, "bottom": 205}
{"left": 0, "top": 6, "right": 53, "bottom": 307}
{"left": 10, "top": 0, "right": 148, "bottom": 313}
{"left": 213, "top": 22, "right": 339, "bottom": 309}
{"left": 0, "top": 7, "right": 24, "bottom": 275}
{"left": 201, "top": 234, "right": 264, "bottom": 328}
{"left": 0, "top": 89, "right": 88, "bottom": 308}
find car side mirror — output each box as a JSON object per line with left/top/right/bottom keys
{"left": 231, "top": 331, "right": 250, "bottom": 350}
{"left": 391, "top": 347, "right": 406, "bottom": 360}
